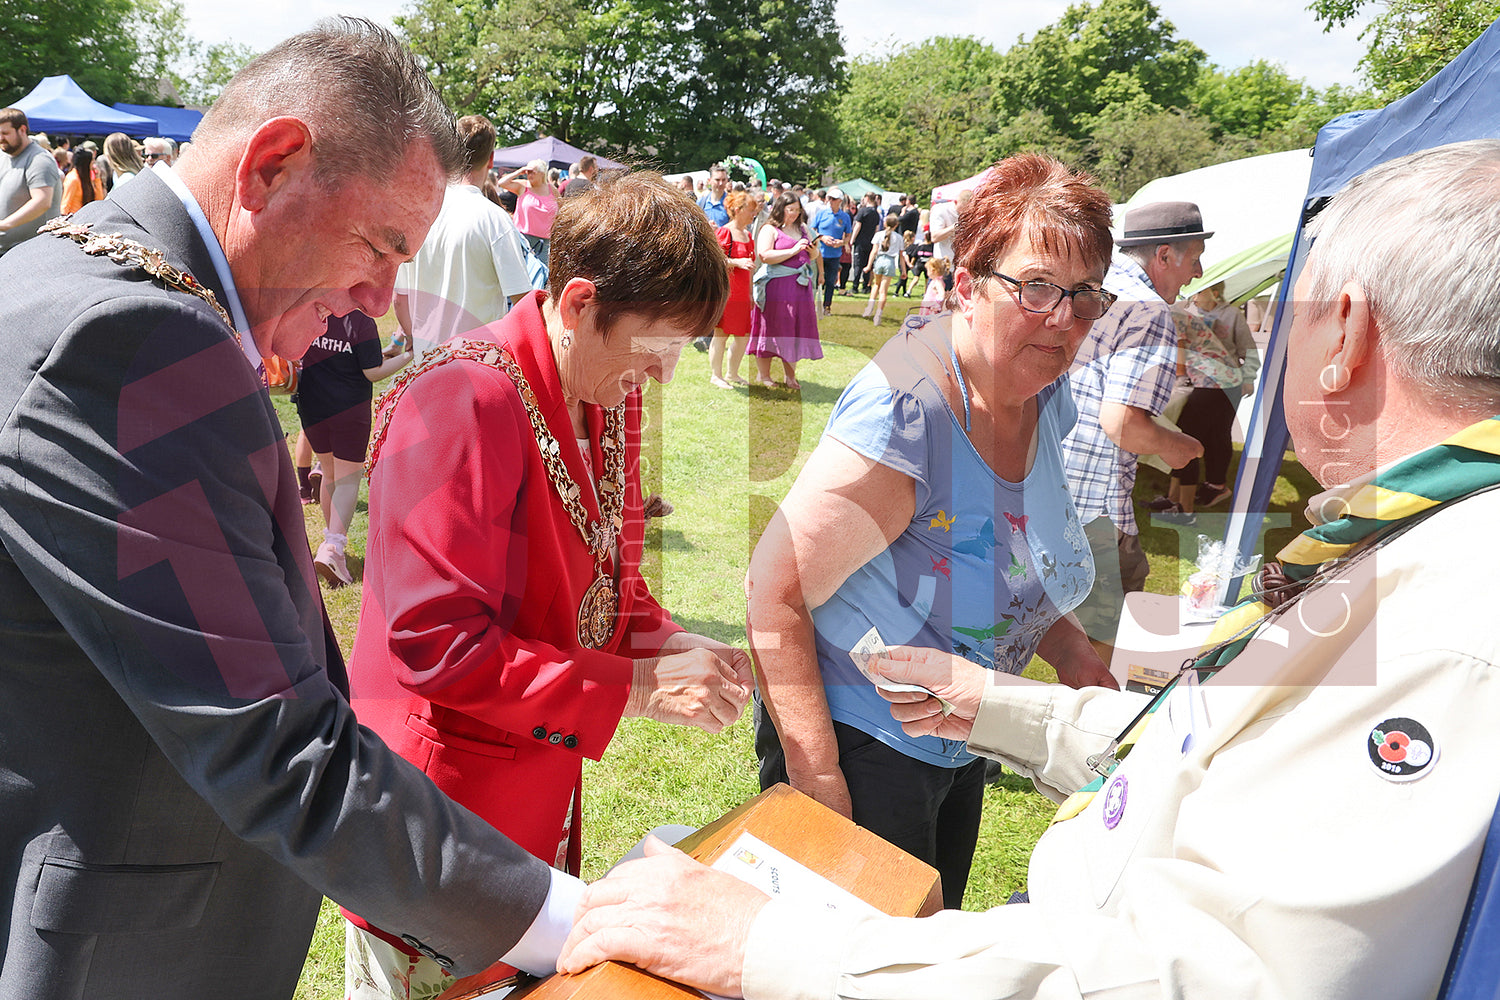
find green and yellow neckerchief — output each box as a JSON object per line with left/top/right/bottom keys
{"left": 1053, "top": 415, "right": 1500, "bottom": 825}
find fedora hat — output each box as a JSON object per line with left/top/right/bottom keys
{"left": 1116, "top": 201, "right": 1213, "bottom": 246}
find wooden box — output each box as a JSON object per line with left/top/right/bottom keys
{"left": 439, "top": 783, "right": 942, "bottom": 999}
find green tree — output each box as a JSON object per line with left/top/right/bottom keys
{"left": 395, "top": 0, "right": 846, "bottom": 176}
{"left": 992, "top": 109, "right": 1085, "bottom": 168}
{"left": 396, "top": 0, "right": 691, "bottom": 151}
{"left": 396, "top": 0, "right": 591, "bottom": 137}
{"left": 1192, "top": 59, "right": 1307, "bottom": 138}
{"left": 543, "top": 0, "right": 686, "bottom": 154}
{"left": 1088, "top": 104, "right": 1224, "bottom": 200}
{"left": 0, "top": 0, "right": 162, "bottom": 106}
{"left": 129, "top": 0, "right": 197, "bottom": 102}
{"left": 1310, "top": 0, "right": 1500, "bottom": 98}
{"left": 833, "top": 37, "right": 1006, "bottom": 198}
{"left": 671, "top": 0, "right": 845, "bottom": 179}
{"left": 1253, "top": 81, "right": 1379, "bottom": 149}
{"left": 178, "top": 41, "right": 259, "bottom": 108}
{"left": 998, "top": 0, "right": 1207, "bottom": 140}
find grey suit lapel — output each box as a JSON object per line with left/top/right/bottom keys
{"left": 101, "top": 170, "right": 231, "bottom": 309}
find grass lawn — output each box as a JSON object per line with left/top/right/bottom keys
{"left": 291, "top": 290, "right": 1319, "bottom": 998}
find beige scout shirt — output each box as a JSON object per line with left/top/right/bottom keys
{"left": 743, "top": 486, "right": 1500, "bottom": 999}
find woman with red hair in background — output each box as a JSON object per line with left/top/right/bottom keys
{"left": 709, "top": 189, "right": 758, "bottom": 387}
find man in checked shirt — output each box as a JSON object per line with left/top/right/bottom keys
{"left": 1061, "top": 201, "right": 1208, "bottom": 662}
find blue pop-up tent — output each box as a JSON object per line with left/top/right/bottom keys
{"left": 11, "top": 75, "right": 157, "bottom": 135}
{"left": 1224, "top": 17, "right": 1500, "bottom": 595}
{"left": 113, "top": 103, "right": 203, "bottom": 143}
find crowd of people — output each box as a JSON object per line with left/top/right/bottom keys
{"left": 1, "top": 18, "right": 1496, "bottom": 1000}
{"left": 682, "top": 166, "right": 945, "bottom": 389}
{"left": 1, "top": 115, "right": 181, "bottom": 254}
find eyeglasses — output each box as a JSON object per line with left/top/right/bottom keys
{"left": 991, "top": 272, "right": 1116, "bottom": 321}
{"left": 144, "top": 152, "right": 169, "bottom": 161}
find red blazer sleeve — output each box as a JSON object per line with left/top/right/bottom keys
{"left": 357, "top": 359, "right": 632, "bottom": 760}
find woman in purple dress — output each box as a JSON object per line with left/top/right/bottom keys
{"left": 749, "top": 193, "right": 822, "bottom": 389}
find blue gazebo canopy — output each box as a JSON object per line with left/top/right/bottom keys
{"left": 1225, "top": 16, "right": 1500, "bottom": 594}
{"left": 12, "top": 75, "right": 157, "bottom": 135}
{"left": 113, "top": 103, "right": 203, "bottom": 143}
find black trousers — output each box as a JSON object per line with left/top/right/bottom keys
{"left": 1173, "top": 386, "right": 1237, "bottom": 485}
{"left": 851, "top": 243, "right": 874, "bottom": 292}
{"left": 756, "top": 698, "right": 986, "bottom": 908}
{"left": 821, "top": 257, "right": 840, "bottom": 309}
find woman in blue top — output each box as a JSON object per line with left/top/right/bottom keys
{"left": 748, "top": 154, "right": 1120, "bottom": 908}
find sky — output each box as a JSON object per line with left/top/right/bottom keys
{"left": 175, "top": 0, "right": 1373, "bottom": 91}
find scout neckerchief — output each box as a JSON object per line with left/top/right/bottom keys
{"left": 1052, "top": 414, "right": 1500, "bottom": 825}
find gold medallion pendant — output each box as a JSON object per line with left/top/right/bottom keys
{"left": 577, "top": 573, "right": 620, "bottom": 649}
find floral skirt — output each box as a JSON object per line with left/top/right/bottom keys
{"left": 345, "top": 922, "right": 456, "bottom": 1000}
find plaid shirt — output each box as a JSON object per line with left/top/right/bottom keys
{"left": 1061, "top": 255, "right": 1178, "bottom": 534}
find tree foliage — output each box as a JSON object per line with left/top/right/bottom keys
{"left": 998, "top": 0, "right": 1207, "bottom": 139}
{"left": 834, "top": 37, "right": 1009, "bottom": 197}
{"left": 1192, "top": 60, "right": 1306, "bottom": 138}
{"left": 830, "top": 0, "right": 1389, "bottom": 200}
{"left": 832, "top": 0, "right": 1230, "bottom": 198}
{"left": 671, "top": 0, "right": 845, "bottom": 179}
{"left": 1311, "top": 0, "right": 1500, "bottom": 99}
{"left": 0, "top": 0, "right": 252, "bottom": 110}
{"left": 1090, "top": 105, "right": 1225, "bottom": 200}
{"left": 177, "top": 41, "right": 259, "bottom": 108}
{"left": 396, "top": 0, "right": 589, "bottom": 138}
{"left": 0, "top": 0, "right": 157, "bottom": 105}
{"left": 395, "top": 0, "right": 844, "bottom": 178}
{"left": 1249, "top": 81, "right": 1378, "bottom": 149}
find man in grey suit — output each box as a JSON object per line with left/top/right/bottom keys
{"left": 0, "top": 19, "right": 580, "bottom": 999}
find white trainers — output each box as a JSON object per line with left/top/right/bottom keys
{"left": 314, "top": 540, "right": 352, "bottom": 588}
{"left": 862, "top": 301, "right": 874, "bottom": 318}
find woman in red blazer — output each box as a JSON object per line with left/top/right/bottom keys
{"left": 343, "top": 173, "right": 751, "bottom": 997}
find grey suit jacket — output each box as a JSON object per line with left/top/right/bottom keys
{"left": 0, "top": 170, "right": 551, "bottom": 999}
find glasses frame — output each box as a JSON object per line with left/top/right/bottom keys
{"left": 991, "top": 271, "right": 1117, "bottom": 321}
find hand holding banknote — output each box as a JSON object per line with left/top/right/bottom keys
{"left": 865, "top": 643, "right": 990, "bottom": 742}
{"left": 848, "top": 627, "right": 955, "bottom": 715}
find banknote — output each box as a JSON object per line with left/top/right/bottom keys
{"left": 849, "top": 626, "right": 955, "bottom": 716}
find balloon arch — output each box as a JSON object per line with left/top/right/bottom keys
{"left": 723, "top": 154, "right": 767, "bottom": 186}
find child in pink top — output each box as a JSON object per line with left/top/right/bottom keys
{"left": 921, "top": 257, "right": 951, "bottom": 315}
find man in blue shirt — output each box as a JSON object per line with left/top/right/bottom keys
{"left": 810, "top": 187, "right": 851, "bottom": 316}
{"left": 697, "top": 164, "right": 730, "bottom": 226}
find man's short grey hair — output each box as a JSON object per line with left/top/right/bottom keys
{"left": 1302, "top": 139, "right": 1500, "bottom": 408}
{"left": 195, "top": 16, "right": 463, "bottom": 187}
{"left": 1120, "top": 242, "right": 1189, "bottom": 270}
{"left": 1119, "top": 244, "right": 1153, "bottom": 269}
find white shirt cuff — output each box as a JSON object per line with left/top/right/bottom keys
{"left": 500, "top": 866, "right": 585, "bottom": 976}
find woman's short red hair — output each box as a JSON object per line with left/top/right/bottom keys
{"left": 952, "top": 154, "right": 1113, "bottom": 280}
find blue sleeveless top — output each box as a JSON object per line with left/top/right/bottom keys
{"left": 811, "top": 316, "right": 1094, "bottom": 766}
